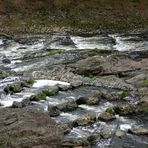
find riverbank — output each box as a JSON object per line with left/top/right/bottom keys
{"left": 0, "top": 0, "right": 148, "bottom": 35}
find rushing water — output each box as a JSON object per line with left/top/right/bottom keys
{"left": 0, "top": 33, "right": 148, "bottom": 147}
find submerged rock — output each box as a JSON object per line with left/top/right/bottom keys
{"left": 2, "top": 58, "right": 11, "bottom": 64}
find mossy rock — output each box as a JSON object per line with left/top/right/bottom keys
{"left": 9, "top": 83, "right": 22, "bottom": 93}
{"left": 30, "top": 87, "right": 59, "bottom": 101}
{"left": 30, "top": 92, "right": 47, "bottom": 101}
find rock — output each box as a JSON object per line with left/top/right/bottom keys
{"left": 102, "top": 90, "right": 129, "bottom": 100}
{"left": 57, "top": 100, "right": 78, "bottom": 112}
{"left": 57, "top": 84, "right": 71, "bottom": 91}
{"left": 73, "top": 113, "right": 96, "bottom": 126}
{"left": 43, "top": 86, "right": 59, "bottom": 96}
{"left": 98, "top": 112, "right": 115, "bottom": 121}
{"left": 115, "top": 130, "right": 126, "bottom": 137}
{"left": 114, "top": 101, "right": 148, "bottom": 115}
{"left": 93, "top": 75, "right": 135, "bottom": 90}
{"left": 114, "top": 105, "right": 135, "bottom": 115}
{"left": 129, "top": 50, "right": 148, "bottom": 59}
{"left": 48, "top": 106, "right": 60, "bottom": 117}
{"left": 56, "top": 36, "right": 76, "bottom": 47}
{"left": 58, "top": 123, "right": 71, "bottom": 135}
{"left": 126, "top": 74, "right": 146, "bottom": 86}
{"left": 100, "top": 127, "right": 115, "bottom": 139}
{"left": 139, "top": 87, "right": 148, "bottom": 103}
{"left": 110, "top": 133, "right": 148, "bottom": 148}
{"left": 76, "top": 96, "right": 100, "bottom": 105}
{"left": 12, "top": 99, "right": 31, "bottom": 108}
{"left": 12, "top": 101, "right": 23, "bottom": 108}
{"left": 10, "top": 83, "right": 23, "bottom": 93}
{"left": 62, "top": 137, "right": 90, "bottom": 147}
{"left": 69, "top": 56, "right": 103, "bottom": 76}
{"left": 69, "top": 53, "right": 148, "bottom": 77}
{"left": 0, "top": 108, "right": 63, "bottom": 147}
{"left": 4, "top": 82, "right": 25, "bottom": 94}
{"left": 76, "top": 90, "right": 102, "bottom": 105}
{"left": 71, "top": 80, "right": 83, "bottom": 87}
{"left": 128, "top": 128, "right": 148, "bottom": 135}
{"left": 2, "top": 58, "right": 11, "bottom": 64}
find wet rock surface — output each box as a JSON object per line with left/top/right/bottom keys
{"left": 0, "top": 33, "right": 148, "bottom": 147}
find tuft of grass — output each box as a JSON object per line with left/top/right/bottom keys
{"left": 48, "top": 50, "right": 64, "bottom": 56}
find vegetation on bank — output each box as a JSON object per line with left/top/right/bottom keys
{"left": 0, "top": 0, "right": 148, "bottom": 34}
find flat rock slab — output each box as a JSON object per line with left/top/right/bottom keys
{"left": 0, "top": 108, "right": 63, "bottom": 148}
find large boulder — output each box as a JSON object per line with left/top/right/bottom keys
{"left": 69, "top": 54, "right": 148, "bottom": 76}
{"left": 0, "top": 108, "right": 63, "bottom": 148}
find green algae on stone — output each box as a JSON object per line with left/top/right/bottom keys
{"left": 26, "top": 79, "right": 35, "bottom": 86}
{"left": 141, "top": 78, "right": 148, "bottom": 87}
{"left": 48, "top": 50, "right": 64, "bottom": 56}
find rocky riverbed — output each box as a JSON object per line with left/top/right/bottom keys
{"left": 0, "top": 32, "right": 148, "bottom": 148}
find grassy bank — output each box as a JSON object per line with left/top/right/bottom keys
{"left": 0, "top": 0, "right": 148, "bottom": 35}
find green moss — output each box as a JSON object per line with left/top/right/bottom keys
{"left": 43, "top": 89, "right": 58, "bottom": 96}
{"left": 117, "top": 90, "right": 128, "bottom": 99}
{"left": 30, "top": 92, "right": 47, "bottom": 101}
{"left": 88, "top": 74, "right": 96, "bottom": 80}
{"left": 141, "top": 79, "right": 148, "bottom": 87}
{"left": 26, "top": 79, "right": 35, "bottom": 85}
{"left": 37, "top": 92, "right": 47, "bottom": 100}
{"left": 10, "top": 84, "right": 19, "bottom": 93}
{"left": 48, "top": 50, "right": 64, "bottom": 56}
{"left": 106, "top": 107, "right": 114, "bottom": 114}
